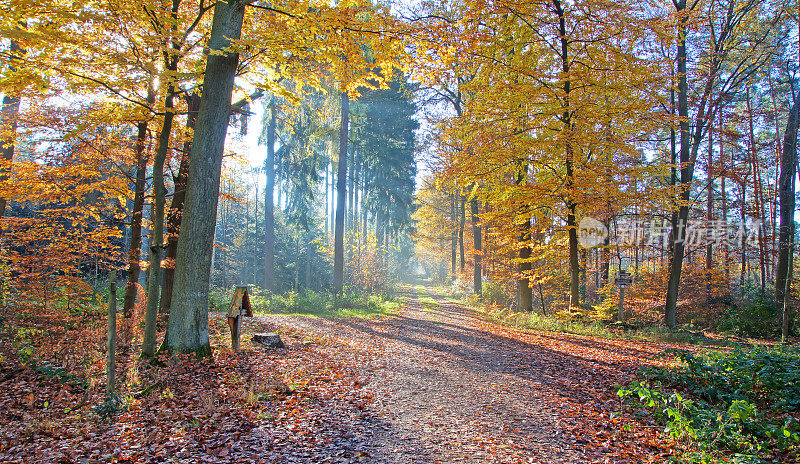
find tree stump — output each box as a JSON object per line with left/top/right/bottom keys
{"left": 252, "top": 333, "right": 285, "bottom": 349}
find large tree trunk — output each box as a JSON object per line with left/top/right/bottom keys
{"left": 470, "top": 196, "right": 482, "bottom": 295}
{"left": 553, "top": 0, "right": 581, "bottom": 310}
{"left": 142, "top": 85, "right": 177, "bottom": 357}
{"left": 776, "top": 95, "right": 799, "bottom": 334}
{"left": 263, "top": 104, "right": 276, "bottom": 292}
{"left": 333, "top": 92, "right": 349, "bottom": 294}
{"left": 0, "top": 36, "right": 24, "bottom": 226}
{"left": 664, "top": 2, "right": 691, "bottom": 328}
{"left": 159, "top": 92, "right": 200, "bottom": 316}
{"left": 164, "top": 0, "right": 247, "bottom": 356}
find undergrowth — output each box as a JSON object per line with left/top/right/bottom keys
{"left": 447, "top": 295, "right": 730, "bottom": 346}
{"left": 617, "top": 347, "right": 800, "bottom": 463}
{"left": 209, "top": 287, "right": 403, "bottom": 319}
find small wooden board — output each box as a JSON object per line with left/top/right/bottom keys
{"left": 227, "top": 286, "right": 253, "bottom": 318}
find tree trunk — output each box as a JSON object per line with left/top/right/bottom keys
{"left": 518, "top": 218, "right": 532, "bottom": 312}
{"left": 164, "top": 0, "right": 247, "bottom": 356}
{"left": 516, "top": 168, "right": 532, "bottom": 311}
{"left": 470, "top": 196, "right": 482, "bottom": 295}
{"left": 106, "top": 272, "right": 117, "bottom": 395}
{"left": 0, "top": 36, "right": 24, "bottom": 226}
{"left": 720, "top": 109, "right": 729, "bottom": 282}
{"left": 776, "top": 95, "right": 799, "bottom": 319}
{"left": 324, "top": 162, "right": 329, "bottom": 240}
{"left": 348, "top": 150, "right": 356, "bottom": 235}
{"left": 263, "top": 104, "right": 276, "bottom": 292}
{"left": 664, "top": 3, "right": 691, "bottom": 328}
{"left": 740, "top": 183, "right": 747, "bottom": 289}
{"left": 159, "top": 92, "right": 200, "bottom": 316}
{"left": 305, "top": 238, "right": 312, "bottom": 289}
{"left": 459, "top": 194, "right": 466, "bottom": 272}
{"left": 333, "top": 92, "right": 349, "bottom": 294}
{"left": 706, "top": 113, "right": 714, "bottom": 298}
{"left": 746, "top": 86, "right": 767, "bottom": 293}
{"left": 554, "top": 0, "right": 580, "bottom": 310}
{"left": 450, "top": 193, "right": 457, "bottom": 279}
{"left": 122, "top": 106, "right": 152, "bottom": 317}
{"left": 142, "top": 86, "right": 177, "bottom": 357}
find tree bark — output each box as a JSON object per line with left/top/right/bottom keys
{"left": 159, "top": 91, "right": 200, "bottom": 316}
{"left": 450, "top": 193, "right": 457, "bottom": 279}
{"left": 106, "top": 272, "right": 117, "bottom": 395}
{"left": 333, "top": 92, "right": 349, "bottom": 294}
{"left": 746, "top": 86, "right": 767, "bottom": 292}
{"left": 664, "top": 2, "right": 691, "bottom": 328}
{"left": 706, "top": 112, "right": 714, "bottom": 298}
{"left": 263, "top": 104, "right": 276, "bottom": 292}
{"left": 122, "top": 102, "right": 152, "bottom": 317}
{"left": 0, "top": 36, "right": 24, "bottom": 226}
{"left": 459, "top": 194, "right": 466, "bottom": 272}
{"left": 516, "top": 168, "right": 532, "bottom": 311}
{"left": 142, "top": 85, "right": 177, "bottom": 357}
{"left": 518, "top": 218, "right": 533, "bottom": 312}
{"left": 776, "top": 95, "right": 799, "bottom": 321}
{"left": 164, "top": 0, "right": 247, "bottom": 356}
{"left": 553, "top": 0, "right": 581, "bottom": 310}
{"left": 470, "top": 197, "right": 482, "bottom": 295}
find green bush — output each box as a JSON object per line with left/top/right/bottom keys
{"left": 93, "top": 393, "right": 127, "bottom": 421}
{"left": 618, "top": 347, "right": 800, "bottom": 463}
{"left": 716, "top": 299, "right": 778, "bottom": 339}
{"left": 714, "top": 286, "right": 778, "bottom": 339}
{"left": 481, "top": 280, "right": 512, "bottom": 308}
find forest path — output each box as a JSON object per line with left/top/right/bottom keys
{"left": 252, "top": 285, "right": 672, "bottom": 464}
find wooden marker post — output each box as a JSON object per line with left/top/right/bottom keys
{"left": 614, "top": 270, "right": 632, "bottom": 322}
{"left": 227, "top": 286, "right": 252, "bottom": 352}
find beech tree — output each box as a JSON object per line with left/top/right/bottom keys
{"left": 165, "top": 0, "right": 249, "bottom": 355}
{"left": 663, "top": 0, "right": 784, "bottom": 328}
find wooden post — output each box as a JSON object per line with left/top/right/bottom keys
{"left": 227, "top": 286, "right": 251, "bottom": 352}
{"left": 228, "top": 315, "right": 241, "bottom": 352}
{"left": 106, "top": 271, "right": 117, "bottom": 395}
{"left": 614, "top": 270, "right": 631, "bottom": 323}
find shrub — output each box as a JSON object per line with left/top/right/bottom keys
{"left": 482, "top": 279, "right": 513, "bottom": 308}
{"left": 618, "top": 347, "right": 800, "bottom": 463}
{"left": 93, "top": 393, "right": 127, "bottom": 421}
{"left": 715, "top": 295, "right": 778, "bottom": 339}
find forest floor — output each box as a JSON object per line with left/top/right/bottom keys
{"left": 245, "top": 285, "right": 684, "bottom": 464}
{"left": 0, "top": 285, "right": 715, "bottom": 464}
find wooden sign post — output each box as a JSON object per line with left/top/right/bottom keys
{"left": 614, "top": 270, "right": 632, "bottom": 322}
{"left": 227, "top": 286, "right": 252, "bottom": 352}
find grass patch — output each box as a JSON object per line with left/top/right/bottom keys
{"left": 210, "top": 288, "right": 403, "bottom": 320}
{"left": 415, "top": 286, "right": 440, "bottom": 312}
{"left": 444, "top": 295, "right": 736, "bottom": 347}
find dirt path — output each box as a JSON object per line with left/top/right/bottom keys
{"left": 251, "top": 286, "right": 673, "bottom": 464}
